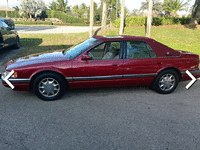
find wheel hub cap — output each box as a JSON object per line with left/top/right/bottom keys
{"left": 159, "top": 74, "right": 175, "bottom": 91}
{"left": 38, "top": 78, "right": 60, "bottom": 97}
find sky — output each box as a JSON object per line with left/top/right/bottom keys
{"left": 0, "top": 0, "right": 196, "bottom": 15}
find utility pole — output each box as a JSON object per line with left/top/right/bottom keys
{"left": 89, "top": 0, "right": 94, "bottom": 37}
{"left": 146, "top": 0, "right": 153, "bottom": 37}
{"left": 102, "top": 0, "right": 107, "bottom": 27}
{"left": 119, "top": 0, "right": 125, "bottom": 35}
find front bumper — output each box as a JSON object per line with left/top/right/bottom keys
{"left": 1, "top": 74, "right": 31, "bottom": 91}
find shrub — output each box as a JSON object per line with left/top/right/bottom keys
{"left": 152, "top": 17, "right": 162, "bottom": 26}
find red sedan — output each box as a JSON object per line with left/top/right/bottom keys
{"left": 1, "top": 35, "right": 200, "bottom": 100}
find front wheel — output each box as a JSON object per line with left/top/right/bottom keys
{"left": 13, "top": 36, "right": 20, "bottom": 49}
{"left": 152, "top": 69, "right": 179, "bottom": 94}
{"left": 33, "top": 73, "right": 66, "bottom": 101}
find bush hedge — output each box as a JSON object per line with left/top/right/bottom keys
{"left": 113, "top": 16, "right": 200, "bottom": 27}
{"left": 0, "top": 10, "right": 21, "bottom": 18}
{"left": 46, "top": 10, "right": 86, "bottom": 24}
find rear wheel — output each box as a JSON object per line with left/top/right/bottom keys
{"left": 33, "top": 73, "right": 66, "bottom": 101}
{"left": 152, "top": 69, "right": 179, "bottom": 94}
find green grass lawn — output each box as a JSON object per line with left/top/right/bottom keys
{"left": 16, "top": 26, "right": 200, "bottom": 59}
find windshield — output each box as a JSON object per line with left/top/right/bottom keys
{"left": 63, "top": 38, "right": 100, "bottom": 59}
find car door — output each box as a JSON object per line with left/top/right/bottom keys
{"left": 122, "top": 40, "right": 161, "bottom": 86}
{"left": 0, "top": 21, "right": 7, "bottom": 47}
{"left": 71, "top": 41, "right": 124, "bottom": 88}
{"left": 2, "top": 21, "right": 15, "bottom": 46}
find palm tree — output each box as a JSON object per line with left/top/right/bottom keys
{"left": 90, "top": 0, "right": 94, "bottom": 37}
{"left": 140, "top": 0, "right": 162, "bottom": 13}
{"left": 162, "top": 0, "right": 189, "bottom": 16}
{"left": 102, "top": 0, "right": 107, "bottom": 27}
{"left": 119, "top": 0, "right": 124, "bottom": 35}
{"left": 191, "top": 0, "right": 200, "bottom": 21}
{"left": 6, "top": 0, "right": 8, "bottom": 18}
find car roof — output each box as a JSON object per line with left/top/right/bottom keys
{"left": 93, "top": 35, "right": 180, "bottom": 57}
{"left": 93, "top": 35, "right": 151, "bottom": 41}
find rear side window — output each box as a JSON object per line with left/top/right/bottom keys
{"left": 126, "top": 40, "right": 157, "bottom": 59}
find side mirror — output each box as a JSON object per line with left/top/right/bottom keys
{"left": 81, "top": 55, "right": 91, "bottom": 61}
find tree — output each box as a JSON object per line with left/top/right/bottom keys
{"left": 80, "top": 3, "right": 88, "bottom": 18}
{"left": 72, "top": 5, "right": 81, "bottom": 18}
{"left": 162, "top": 0, "right": 189, "bottom": 16}
{"left": 49, "top": 1, "right": 58, "bottom": 10}
{"left": 90, "top": 0, "right": 94, "bottom": 37}
{"left": 19, "top": 0, "right": 46, "bottom": 18}
{"left": 102, "top": 0, "right": 107, "bottom": 27}
{"left": 6, "top": 0, "right": 8, "bottom": 18}
{"left": 119, "top": 0, "right": 124, "bottom": 35}
{"left": 57, "top": 0, "right": 67, "bottom": 12}
{"left": 140, "top": 0, "right": 162, "bottom": 16}
{"left": 146, "top": 0, "right": 153, "bottom": 37}
{"left": 49, "top": 0, "right": 67, "bottom": 11}
{"left": 130, "top": 8, "right": 141, "bottom": 16}
{"left": 191, "top": 0, "right": 200, "bottom": 22}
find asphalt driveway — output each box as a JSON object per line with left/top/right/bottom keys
{"left": 1, "top": 60, "right": 200, "bottom": 149}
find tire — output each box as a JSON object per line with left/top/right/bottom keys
{"left": 152, "top": 69, "right": 179, "bottom": 94}
{"left": 13, "top": 36, "right": 20, "bottom": 49}
{"left": 33, "top": 73, "right": 66, "bottom": 101}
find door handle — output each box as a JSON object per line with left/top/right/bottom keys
{"left": 112, "top": 64, "right": 119, "bottom": 66}
{"left": 157, "top": 62, "right": 162, "bottom": 65}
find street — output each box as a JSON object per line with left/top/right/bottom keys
{"left": 15, "top": 26, "right": 100, "bottom": 34}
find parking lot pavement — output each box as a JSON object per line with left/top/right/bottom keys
{"left": 1, "top": 70, "right": 200, "bottom": 149}
{"left": 16, "top": 26, "right": 100, "bottom": 34}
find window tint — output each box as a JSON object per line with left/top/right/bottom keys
{"left": 126, "top": 41, "right": 157, "bottom": 59}
{"left": 88, "top": 41, "right": 121, "bottom": 60}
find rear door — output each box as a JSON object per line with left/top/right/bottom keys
{"left": 122, "top": 40, "right": 161, "bottom": 86}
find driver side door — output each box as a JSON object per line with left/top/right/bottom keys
{"left": 71, "top": 41, "right": 124, "bottom": 88}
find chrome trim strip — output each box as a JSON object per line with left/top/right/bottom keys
{"left": 123, "top": 73, "right": 157, "bottom": 78}
{"left": 66, "top": 73, "right": 156, "bottom": 81}
{"left": 1, "top": 77, "right": 30, "bottom": 83}
{"left": 71, "top": 75, "right": 122, "bottom": 81}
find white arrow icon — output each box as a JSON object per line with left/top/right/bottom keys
{"left": 185, "top": 70, "right": 197, "bottom": 89}
{"left": 3, "top": 70, "right": 15, "bottom": 89}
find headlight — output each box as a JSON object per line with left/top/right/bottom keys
{"left": 2, "top": 71, "right": 10, "bottom": 78}
{"left": 2, "top": 71, "right": 17, "bottom": 78}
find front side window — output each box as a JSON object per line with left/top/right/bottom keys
{"left": 126, "top": 40, "right": 157, "bottom": 59}
{"left": 88, "top": 41, "right": 121, "bottom": 60}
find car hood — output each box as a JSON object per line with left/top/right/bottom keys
{"left": 6, "top": 51, "right": 68, "bottom": 69}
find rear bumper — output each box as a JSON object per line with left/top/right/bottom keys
{"left": 181, "top": 70, "right": 200, "bottom": 81}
